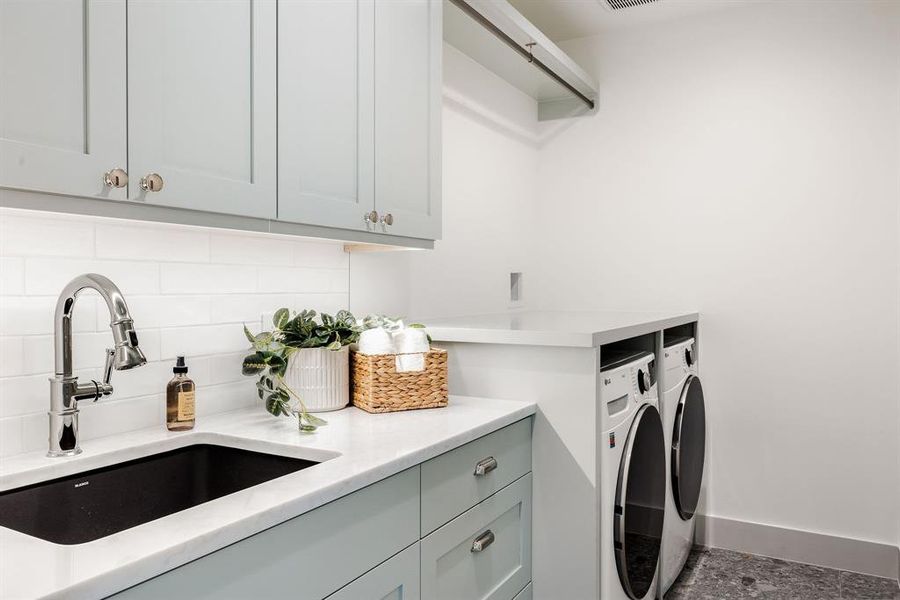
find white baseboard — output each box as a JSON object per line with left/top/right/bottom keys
{"left": 694, "top": 514, "right": 900, "bottom": 581}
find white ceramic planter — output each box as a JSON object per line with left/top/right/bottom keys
{"left": 282, "top": 346, "right": 350, "bottom": 412}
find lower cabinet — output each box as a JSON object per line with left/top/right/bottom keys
{"left": 110, "top": 468, "right": 420, "bottom": 600}
{"left": 326, "top": 543, "right": 420, "bottom": 600}
{"left": 421, "top": 474, "right": 532, "bottom": 600}
{"left": 110, "top": 418, "right": 534, "bottom": 600}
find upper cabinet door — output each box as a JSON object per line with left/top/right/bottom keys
{"left": 127, "top": 0, "right": 276, "bottom": 218}
{"left": 373, "top": 0, "right": 441, "bottom": 240}
{"left": 278, "top": 0, "right": 375, "bottom": 231}
{"left": 0, "top": 0, "right": 127, "bottom": 200}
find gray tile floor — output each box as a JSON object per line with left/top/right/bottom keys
{"left": 665, "top": 547, "right": 900, "bottom": 599}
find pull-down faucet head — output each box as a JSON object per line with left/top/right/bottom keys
{"left": 53, "top": 273, "right": 145, "bottom": 376}
{"left": 49, "top": 273, "right": 146, "bottom": 456}
{"left": 109, "top": 317, "right": 146, "bottom": 370}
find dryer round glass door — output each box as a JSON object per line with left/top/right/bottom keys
{"left": 672, "top": 374, "right": 706, "bottom": 520}
{"left": 614, "top": 404, "right": 666, "bottom": 600}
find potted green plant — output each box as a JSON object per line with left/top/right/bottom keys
{"left": 242, "top": 309, "right": 360, "bottom": 431}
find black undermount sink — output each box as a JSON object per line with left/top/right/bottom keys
{"left": 0, "top": 444, "right": 318, "bottom": 545}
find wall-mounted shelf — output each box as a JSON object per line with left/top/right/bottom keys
{"left": 443, "top": 0, "right": 598, "bottom": 121}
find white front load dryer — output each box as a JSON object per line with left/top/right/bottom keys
{"left": 658, "top": 337, "right": 707, "bottom": 597}
{"left": 600, "top": 351, "right": 667, "bottom": 600}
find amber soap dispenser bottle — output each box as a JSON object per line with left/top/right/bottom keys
{"left": 166, "top": 356, "right": 195, "bottom": 431}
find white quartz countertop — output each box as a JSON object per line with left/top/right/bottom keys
{"left": 0, "top": 396, "right": 535, "bottom": 600}
{"left": 425, "top": 310, "right": 699, "bottom": 348}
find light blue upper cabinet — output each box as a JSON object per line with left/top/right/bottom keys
{"left": 0, "top": 0, "right": 127, "bottom": 200}
{"left": 373, "top": 0, "right": 442, "bottom": 240}
{"left": 1, "top": 0, "right": 439, "bottom": 243}
{"left": 278, "top": 0, "right": 442, "bottom": 241}
{"left": 127, "top": 0, "right": 277, "bottom": 219}
{"left": 278, "top": 0, "right": 375, "bottom": 231}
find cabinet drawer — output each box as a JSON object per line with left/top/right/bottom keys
{"left": 421, "top": 417, "right": 532, "bottom": 535}
{"left": 111, "top": 468, "right": 419, "bottom": 600}
{"left": 421, "top": 474, "right": 532, "bottom": 600}
{"left": 326, "top": 542, "right": 420, "bottom": 600}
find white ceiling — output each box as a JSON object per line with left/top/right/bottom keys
{"left": 507, "top": 0, "right": 755, "bottom": 41}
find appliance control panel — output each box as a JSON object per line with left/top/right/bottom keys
{"left": 602, "top": 353, "right": 657, "bottom": 431}
{"left": 664, "top": 337, "right": 697, "bottom": 383}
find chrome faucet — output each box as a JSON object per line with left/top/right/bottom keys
{"left": 48, "top": 274, "right": 146, "bottom": 457}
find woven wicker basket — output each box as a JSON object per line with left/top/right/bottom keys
{"left": 350, "top": 348, "right": 448, "bottom": 413}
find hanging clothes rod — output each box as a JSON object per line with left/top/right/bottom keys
{"left": 448, "top": 0, "right": 596, "bottom": 111}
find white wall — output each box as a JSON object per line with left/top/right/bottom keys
{"left": 350, "top": 44, "right": 539, "bottom": 319}
{"left": 351, "top": 1, "right": 900, "bottom": 550}
{"left": 533, "top": 1, "right": 900, "bottom": 546}
{"left": 0, "top": 208, "right": 349, "bottom": 457}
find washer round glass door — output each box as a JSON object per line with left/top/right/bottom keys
{"left": 672, "top": 375, "right": 706, "bottom": 520}
{"left": 614, "top": 404, "right": 666, "bottom": 599}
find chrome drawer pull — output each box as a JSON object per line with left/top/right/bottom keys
{"left": 474, "top": 456, "right": 498, "bottom": 476}
{"left": 471, "top": 530, "right": 495, "bottom": 553}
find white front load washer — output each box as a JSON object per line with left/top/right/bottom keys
{"left": 600, "top": 351, "right": 667, "bottom": 600}
{"left": 658, "top": 337, "right": 707, "bottom": 597}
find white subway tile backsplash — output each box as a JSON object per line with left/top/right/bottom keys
{"left": 160, "top": 323, "right": 252, "bottom": 360}
{"left": 110, "top": 359, "right": 207, "bottom": 403}
{"left": 0, "top": 296, "right": 96, "bottom": 335}
{"left": 72, "top": 332, "right": 116, "bottom": 369}
{"left": 207, "top": 352, "right": 247, "bottom": 386}
{"left": 195, "top": 381, "right": 256, "bottom": 417}
{"left": 21, "top": 330, "right": 156, "bottom": 375}
{"left": 0, "top": 337, "right": 24, "bottom": 377}
{"left": 20, "top": 335, "right": 54, "bottom": 375}
{"left": 20, "top": 413, "right": 45, "bottom": 454}
{"left": 96, "top": 223, "right": 211, "bottom": 263}
{"left": 209, "top": 293, "right": 293, "bottom": 325}
{"left": 78, "top": 394, "right": 163, "bottom": 442}
{"left": 0, "top": 212, "right": 94, "bottom": 257}
{"left": 0, "top": 257, "right": 25, "bottom": 294}
{"left": 0, "top": 416, "right": 23, "bottom": 457}
{"left": 0, "top": 369, "right": 99, "bottom": 418}
{"left": 25, "top": 258, "right": 160, "bottom": 295}
{"left": 293, "top": 241, "right": 349, "bottom": 269}
{"left": 295, "top": 293, "right": 351, "bottom": 315}
{"left": 134, "top": 329, "right": 162, "bottom": 363}
{"left": 211, "top": 232, "right": 294, "bottom": 266}
{"left": 161, "top": 263, "right": 258, "bottom": 294}
{"left": 107, "top": 362, "right": 172, "bottom": 402}
{"left": 0, "top": 208, "right": 348, "bottom": 458}
{"left": 330, "top": 269, "right": 350, "bottom": 293}
{"left": 257, "top": 266, "right": 334, "bottom": 293}
{"left": 112, "top": 295, "right": 211, "bottom": 329}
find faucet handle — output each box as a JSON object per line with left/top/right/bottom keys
{"left": 93, "top": 348, "right": 116, "bottom": 400}
{"left": 102, "top": 348, "right": 115, "bottom": 385}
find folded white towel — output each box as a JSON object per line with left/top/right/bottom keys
{"left": 392, "top": 328, "right": 430, "bottom": 354}
{"left": 395, "top": 353, "right": 426, "bottom": 373}
{"left": 357, "top": 327, "right": 395, "bottom": 355}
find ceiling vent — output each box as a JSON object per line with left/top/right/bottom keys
{"left": 600, "top": 0, "right": 662, "bottom": 10}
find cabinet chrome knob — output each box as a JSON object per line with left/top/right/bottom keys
{"left": 140, "top": 173, "right": 164, "bottom": 192}
{"left": 364, "top": 210, "right": 379, "bottom": 225}
{"left": 103, "top": 168, "right": 128, "bottom": 188}
{"left": 381, "top": 213, "right": 394, "bottom": 226}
